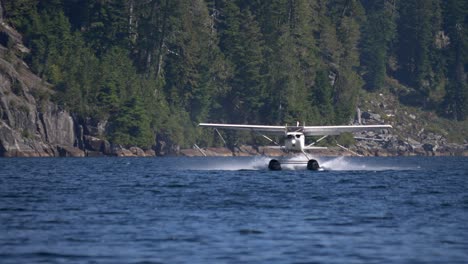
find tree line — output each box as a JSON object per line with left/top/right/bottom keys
{"left": 2, "top": 0, "right": 467, "bottom": 148}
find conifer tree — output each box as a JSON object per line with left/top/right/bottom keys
{"left": 219, "top": 2, "right": 266, "bottom": 123}
{"left": 442, "top": 0, "right": 468, "bottom": 120}
{"left": 397, "top": 0, "right": 442, "bottom": 102}
{"left": 360, "top": 0, "right": 396, "bottom": 90}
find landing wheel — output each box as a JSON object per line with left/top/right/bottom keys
{"left": 307, "top": 159, "right": 320, "bottom": 171}
{"left": 268, "top": 159, "right": 282, "bottom": 171}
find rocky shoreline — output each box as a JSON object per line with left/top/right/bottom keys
{"left": 179, "top": 145, "right": 468, "bottom": 158}
{"left": 3, "top": 143, "right": 467, "bottom": 158}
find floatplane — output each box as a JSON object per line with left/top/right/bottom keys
{"left": 199, "top": 122, "right": 392, "bottom": 170}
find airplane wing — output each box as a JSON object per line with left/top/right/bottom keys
{"left": 199, "top": 123, "right": 392, "bottom": 136}
{"left": 302, "top": 125, "right": 392, "bottom": 136}
{"left": 199, "top": 123, "right": 286, "bottom": 135}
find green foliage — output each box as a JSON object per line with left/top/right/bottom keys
{"left": 336, "top": 133, "right": 355, "bottom": 148}
{"left": 314, "top": 70, "right": 334, "bottom": 123}
{"left": 360, "top": 1, "right": 396, "bottom": 91}
{"left": 3, "top": 0, "right": 467, "bottom": 149}
{"left": 219, "top": 2, "right": 267, "bottom": 123}
{"left": 21, "top": 129, "right": 33, "bottom": 139}
{"left": 396, "top": 0, "right": 443, "bottom": 105}
{"left": 52, "top": 32, "right": 100, "bottom": 116}
{"left": 97, "top": 47, "right": 138, "bottom": 113}
{"left": 2, "top": 0, "right": 38, "bottom": 32}
{"left": 441, "top": 0, "right": 468, "bottom": 120}
{"left": 109, "top": 97, "right": 153, "bottom": 147}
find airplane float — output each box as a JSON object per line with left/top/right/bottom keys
{"left": 199, "top": 122, "right": 392, "bottom": 171}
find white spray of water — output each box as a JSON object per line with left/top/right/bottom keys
{"left": 185, "top": 155, "right": 412, "bottom": 171}
{"left": 318, "top": 156, "right": 399, "bottom": 171}
{"left": 188, "top": 156, "right": 271, "bottom": 171}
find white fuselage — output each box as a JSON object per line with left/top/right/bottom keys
{"left": 284, "top": 132, "right": 305, "bottom": 151}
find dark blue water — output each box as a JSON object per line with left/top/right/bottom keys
{"left": 0, "top": 156, "right": 467, "bottom": 263}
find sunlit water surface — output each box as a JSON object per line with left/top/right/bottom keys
{"left": 1, "top": 156, "right": 467, "bottom": 263}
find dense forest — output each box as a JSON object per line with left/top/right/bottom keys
{"left": 2, "top": 0, "right": 467, "bottom": 148}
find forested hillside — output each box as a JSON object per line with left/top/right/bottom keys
{"left": 1, "top": 0, "right": 467, "bottom": 149}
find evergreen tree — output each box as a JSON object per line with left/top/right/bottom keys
{"left": 97, "top": 47, "right": 138, "bottom": 115}
{"left": 314, "top": 70, "right": 335, "bottom": 123}
{"left": 442, "top": 0, "right": 468, "bottom": 120}
{"left": 82, "top": 0, "right": 130, "bottom": 55}
{"left": 360, "top": 0, "right": 396, "bottom": 90}
{"left": 109, "top": 97, "right": 153, "bottom": 147}
{"left": 2, "top": 0, "right": 38, "bottom": 32}
{"left": 396, "top": 0, "right": 442, "bottom": 103}
{"left": 54, "top": 32, "right": 100, "bottom": 116}
{"left": 161, "top": 0, "right": 212, "bottom": 116}
{"left": 327, "top": 0, "right": 365, "bottom": 123}
{"left": 219, "top": 2, "right": 266, "bottom": 123}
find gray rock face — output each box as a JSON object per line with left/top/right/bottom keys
{"left": 361, "top": 111, "right": 382, "bottom": 122}
{"left": 0, "top": 121, "right": 57, "bottom": 157}
{"left": 82, "top": 118, "right": 108, "bottom": 137}
{"left": 129, "top": 146, "right": 146, "bottom": 156}
{"left": 0, "top": 23, "right": 79, "bottom": 157}
{"left": 39, "top": 104, "right": 75, "bottom": 146}
{"left": 57, "top": 145, "right": 84, "bottom": 157}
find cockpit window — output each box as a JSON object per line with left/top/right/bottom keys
{"left": 296, "top": 135, "right": 301, "bottom": 138}
{"left": 287, "top": 135, "right": 293, "bottom": 139}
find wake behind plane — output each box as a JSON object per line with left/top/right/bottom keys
{"left": 199, "top": 122, "right": 392, "bottom": 170}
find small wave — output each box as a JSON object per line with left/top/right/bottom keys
{"left": 132, "top": 261, "right": 164, "bottom": 264}
{"left": 238, "top": 229, "right": 264, "bottom": 235}
{"left": 0, "top": 207, "right": 27, "bottom": 212}
{"left": 358, "top": 215, "right": 395, "bottom": 223}
{"left": 162, "top": 184, "right": 189, "bottom": 188}
{"left": 91, "top": 210, "right": 127, "bottom": 215}
{"left": 329, "top": 221, "right": 356, "bottom": 227}
{"left": 222, "top": 199, "right": 250, "bottom": 207}
{"left": 440, "top": 240, "right": 468, "bottom": 245}
{"left": 304, "top": 216, "right": 328, "bottom": 221}
{"left": 164, "top": 236, "right": 200, "bottom": 243}
{"left": 369, "top": 185, "right": 388, "bottom": 189}
{"left": 39, "top": 219, "right": 70, "bottom": 224}
{"left": 0, "top": 251, "right": 96, "bottom": 259}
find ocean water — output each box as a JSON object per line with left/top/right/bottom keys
{"left": 0, "top": 156, "right": 467, "bottom": 263}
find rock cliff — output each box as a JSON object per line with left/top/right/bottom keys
{"left": 0, "top": 21, "right": 82, "bottom": 157}
{"left": 0, "top": 20, "right": 158, "bottom": 157}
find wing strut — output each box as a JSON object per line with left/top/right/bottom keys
{"left": 306, "top": 135, "right": 328, "bottom": 148}
{"left": 335, "top": 142, "right": 363, "bottom": 157}
{"left": 214, "top": 128, "right": 227, "bottom": 147}
{"left": 193, "top": 144, "right": 207, "bottom": 156}
{"left": 255, "top": 131, "right": 281, "bottom": 146}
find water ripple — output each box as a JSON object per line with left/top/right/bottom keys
{"left": 0, "top": 156, "right": 467, "bottom": 263}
